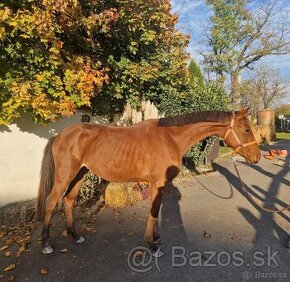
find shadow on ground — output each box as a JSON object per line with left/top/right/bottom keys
{"left": 0, "top": 152, "right": 289, "bottom": 281}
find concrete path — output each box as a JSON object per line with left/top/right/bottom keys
{"left": 0, "top": 142, "right": 289, "bottom": 281}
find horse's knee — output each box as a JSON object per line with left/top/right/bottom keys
{"left": 63, "top": 197, "right": 74, "bottom": 211}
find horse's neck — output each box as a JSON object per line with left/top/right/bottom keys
{"left": 169, "top": 122, "right": 228, "bottom": 155}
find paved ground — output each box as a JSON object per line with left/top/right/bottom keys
{"left": 0, "top": 141, "right": 289, "bottom": 282}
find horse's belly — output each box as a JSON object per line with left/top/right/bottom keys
{"left": 90, "top": 164, "right": 151, "bottom": 182}
{"left": 85, "top": 152, "right": 154, "bottom": 182}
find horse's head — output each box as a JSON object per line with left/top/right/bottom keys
{"left": 224, "top": 108, "right": 261, "bottom": 164}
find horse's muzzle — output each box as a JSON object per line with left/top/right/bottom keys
{"left": 247, "top": 153, "right": 261, "bottom": 164}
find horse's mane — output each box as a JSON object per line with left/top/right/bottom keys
{"left": 158, "top": 110, "right": 232, "bottom": 127}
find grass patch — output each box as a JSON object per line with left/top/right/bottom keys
{"left": 276, "top": 132, "right": 290, "bottom": 140}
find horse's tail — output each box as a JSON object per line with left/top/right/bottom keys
{"left": 36, "top": 136, "right": 57, "bottom": 222}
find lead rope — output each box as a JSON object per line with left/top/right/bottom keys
{"left": 232, "top": 157, "right": 290, "bottom": 213}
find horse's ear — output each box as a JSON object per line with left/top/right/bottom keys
{"left": 238, "top": 108, "right": 250, "bottom": 117}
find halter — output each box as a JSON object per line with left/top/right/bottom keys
{"left": 224, "top": 113, "right": 257, "bottom": 155}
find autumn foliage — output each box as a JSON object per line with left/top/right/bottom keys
{"left": 0, "top": 0, "right": 189, "bottom": 124}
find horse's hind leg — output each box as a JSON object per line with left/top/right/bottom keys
{"left": 41, "top": 163, "right": 81, "bottom": 254}
{"left": 63, "top": 167, "right": 89, "bottom": 243}
{"left": 41, "top": 179, "right": 71, "bottom": 254}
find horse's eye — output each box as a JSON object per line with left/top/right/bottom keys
{"left": 245, "top": 129, "right": 250, "bottom": 133}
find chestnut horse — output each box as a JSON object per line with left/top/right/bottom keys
{"left": 37, "top": 108, "right": 260, "bottom": 255}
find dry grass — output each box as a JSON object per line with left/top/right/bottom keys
{"left": 105, "top": 182, "right": 143, "bottom": 208}
{"left": 251, "top": 125, "right": 273, "bottom": 144}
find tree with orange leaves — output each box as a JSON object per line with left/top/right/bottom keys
{"left": 0, "top": 0, "right": 189, "bottom": 124}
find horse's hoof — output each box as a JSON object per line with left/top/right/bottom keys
{"left": 75, "top": 235, "right": 85, "bottom": 244}
{"left": 154, "top": 238, "right": 163, "bottom": 245}
{"left": 152, "top": 246, "right": 163, "bottom": 258}
{"left": 41, "top": 243, "right": 54, "bottom": 255}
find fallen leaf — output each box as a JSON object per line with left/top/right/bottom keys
{"left": 127, "top": 231, "right": 135, "bottom": 236}
{"left": 60, "top": 248, "right": 68, "bottom": 253}
{"left": 7, "top": 275, "right": 15, "bottom": 281}
{"left": 203, "top": 230, "right": 211, "bottom": 239}
{"left": 0, "top": 274, "right": 4, "bottom": 278}
{"left": 18, "top": 235, "right": 31, "bottom": 244}
{"left": 138, "top": 217, "right": 145, "bottom": 221}
{"left": 4, "top": 264, "right": 16, "bottom": 272}
{"left": 113, "top": 209, "right": 121, "bottom": 217}
{"left": 40, "top": 268, "right": 49, "bottom": 275}
{"left": 16, "top": 244, "right": 26, "bottom": 257}
{"left": 61, "top": 230, "right": 68, "bottom": 237}
{"left": 85, "top": 227, "right": 96, "bottom": 233}
{"left": 0, "top": 245, "right": 9, "bottom": 251}
{"left": 4, "top": 236, "right": 20, "bottom": 245}
{"left": 0, "top": 231, "right": 7, "bottom": 238}
{"left": 4, "top": 251, "right": 12, "bottom": 257}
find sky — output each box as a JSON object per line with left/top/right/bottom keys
{"left": 170, "top": 0, "right": 290, "bottom": 103}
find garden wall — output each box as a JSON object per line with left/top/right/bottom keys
{"left": 0, "top": 111, "right": 107, "bottom": 207}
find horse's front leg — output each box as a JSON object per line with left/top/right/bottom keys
{"left": 144, "top": 182, "right": 164, "bottom": 257}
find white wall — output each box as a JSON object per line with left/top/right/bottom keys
{"left": 0, "top": 111, "right": 108, "bottom": 207}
